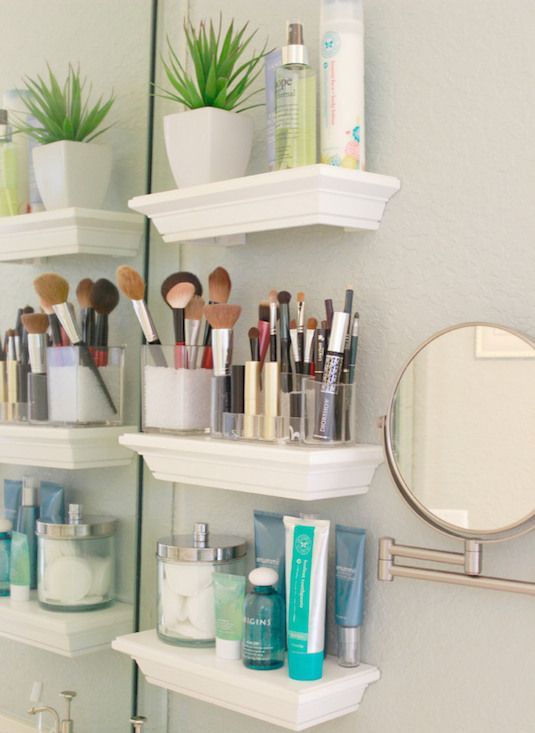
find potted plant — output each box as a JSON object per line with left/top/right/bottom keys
{"left": 159, "top": 16, "right": 267, "bottom": 188}
{"left": 15, "top": 65, "right": 114, "bottom": 210}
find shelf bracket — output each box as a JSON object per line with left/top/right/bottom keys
{"left": 378, "top": 537, "right": 535, "bottom": 596}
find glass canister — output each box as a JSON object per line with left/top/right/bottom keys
{"left": 157, "top": 522, "right": 247, "bottom": 647}
{"left": 36, "top": 504, "right": 117, "bottom": 611}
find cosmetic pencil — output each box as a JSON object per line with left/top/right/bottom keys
{"left": 314, "top": 311, "right": 350, "bottom": 440}
{"left": 277, "top": 290, "right": 292, "bottom": 392}
{"left": 296, "top": 291, "right": 305, "bottom": 373}
{"left": 341, "top": 288, "right": 354, "bottom": 383}
{"left": 348, "top": 312, "right": 360, "bottom": 384}
{"left": 268, "top": 290, "right": 278, "bottom": 363}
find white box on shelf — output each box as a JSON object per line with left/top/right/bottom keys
{"left": 128, "top": 164, "right": 400, "bottom": 246}
{"left": 0, "top": 208, "right": 143, "bottom": 261}
{"left": 0, "top": 594, "right": 132, "bottom": 657}
{"left": 119, "top": 432, "right": 383, "bottom": 501}
{"left": 113, "top": 630, "right": 380, "bottom": 731}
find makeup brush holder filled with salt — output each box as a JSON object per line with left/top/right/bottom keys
{"left": 46, "top": 346, "right": 124, "bottom": 426}
{"left": 157, "top": 523, "right": 246, "bottom": 647}
{"left": 142, "top": 345, "right": 212, "bottom": 434}
{"left": 37, "top": 505, "right": 117, "bottom": 611}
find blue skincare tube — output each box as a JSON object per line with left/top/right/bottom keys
{"left": 16, "top": 478, "right": 39, "bottom": 589}
{"left": 4, "top": 479, "right": 22, "bottom": 525}
{"left": 335, "top": 525, "right": 366, "bottom": 667}
{"left": 254, "top": 510, "right": 286, "bottom": 596}
{"left": 39, "top": 482, "right": 65, "bottom": 524}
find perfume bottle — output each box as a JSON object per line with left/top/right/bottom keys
{"left": 0, "top": 109, "right": 20, "bottom": 216}
{"left": 243, "top": 567, "right": 285, "bottom": 670}
{"left": 275, "top": 22, "right": 317, "bottom": 169}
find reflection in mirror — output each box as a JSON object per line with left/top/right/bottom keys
{"left": 391, "top": 325, "right": 535, "bottom": 533}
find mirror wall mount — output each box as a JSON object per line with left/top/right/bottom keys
{"left": 378, "top": 322, "right": 535, "bottom": 597}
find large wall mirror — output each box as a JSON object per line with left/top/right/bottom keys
{"left": 0, "top": 2, "right": 154, "bottom": 732}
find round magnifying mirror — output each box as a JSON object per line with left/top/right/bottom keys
{"left": 385, "top": 323, "right": 535, "bottom": 542}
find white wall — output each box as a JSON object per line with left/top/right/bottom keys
{"left": 139, "top": 0, "right": 535, "bottom": 732}
{"left": 0, "top": 2, "right": 152, "bottom": 732}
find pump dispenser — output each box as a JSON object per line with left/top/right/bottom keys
{"left": 275, "top": 22, "right": 317, "bottom": 169}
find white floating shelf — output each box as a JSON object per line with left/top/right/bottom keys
{"left": 119, "top": 432, "right": 382, "bottom": 501}
{"left": 128, "top": 164, "right": 400, "bottom": 246}
{"left": 0, "top": 594, "right": 133, "bottom": 657}
{"left": 0, "top": 207, "right": 143, "bottom": 261}
{"left": 113, "top": 630, "right": 380, "bottom": 731}
{"left": 0, "top": 424, "right": 136, "bottom": 469}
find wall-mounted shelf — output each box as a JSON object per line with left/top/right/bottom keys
{"left": 0, "top": 208, "right": 143, "bottom": 261}
{"left": 113, "top": 630, "right": 380, "bottom": 731}
{"left": 119, "top": 432, "right": 382, "bottom": 500}
{"left": 0, "top": 424, "right": 136, "bottom": 469}
{"left": 128, "top": 165, "right": 400, "bottom": 246}
{"left": 0, "top": 595, "right": 132, "bottom": 657}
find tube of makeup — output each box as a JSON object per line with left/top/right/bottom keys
{"left": 213, "top": 572, "right": 246, "bottom": 660}
{"left": 4, "top": 479, "right": 22, "bottom": 525}
{"left": 254, "top": 511, "right": 286, "bottom": 597}
{"left": 10, "top": 531, "right": 30, "bottom": 601}
{"left": 284, "top": 515, "right": 330, "bottom": 681}
{"left": 314, "top": 311, "right": 349, "bottom": 440}
{"left": 39, "top": 482, "right": 65, "bottom": 524}
{"left": 335, "top": 525, "right": 366, "bottom": 667}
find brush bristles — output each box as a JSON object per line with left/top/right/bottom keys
{"left": 90, "top": 279, "right": 120, "bottom": 316}
{"left": 258, "top": 302, "right": 270, "bottom": 322}
{"left": 165, "top": 281, "right": 196, "bottom": 310}
{"left": 39, "top": 299, "right": 53, "bottom": 315}
{"left": 208, "top": 266, "right": 231, "bottom": 303}
{"left": 307, "top": 317, "right": 318, "bottom": 330}
{"left": 204, "top": 303, "right": 241, "bottom": 330}
{"left": 277, "top": 290, "right": 291, "bottom": 305}
{"left": 34, "top": 273, "right": 69, "bottom": 306}
{"left": 76, "top": 278, "right": 94, "bottom": 308}
{"left": 248, "top": 326, "right": 259, "bottom": 340}
{"left": 268, "top": 289, "right": 279, "bottom": 304}
{"left": 185, "top": 294, "right": 205, "bottom": 320}
{"left": 297, "top": 291, "right": 305, "bottom": 303}
{"left": 21, "top": 313, "right": 49, "bottom": 334}
{"left": 161, "top": 272, "right": 203, "bottom": 300}
{"left": 116, "top": 266, "right": 145, "bottom": 301}
{"left": 6, "top": 329, "right": 16, "bottom": 338}
{"left": 290, "top": 319, "right": 297, "bottom": 329}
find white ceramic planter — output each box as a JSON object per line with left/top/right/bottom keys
{"left": 164, "top": 108, "right": 253, "bottom": 188}
{"left": 33, "top": 140, "right": 112, "bottom": 210}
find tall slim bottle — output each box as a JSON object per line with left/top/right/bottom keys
{"left": 0, "top": 109, "right": 20, "bottom": 216}
{"left": 275, "top": 22, "right": 317, "bottom": 169}
{"left": 320, "top": 0, "right": 365, "bottom": 170}
{"left": 16, "top": 477, "right": 39, "bottom": 589}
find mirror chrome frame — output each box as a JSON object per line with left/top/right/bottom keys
{"left": 384, "top": 321, "right": 535, "bottom": 543}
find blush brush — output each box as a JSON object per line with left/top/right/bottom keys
{"left": 76, "top": 278, "right": 95, "bottom": 346}
{"left": 161, "top": 275, "right": 198, "bottom": 367}
{"left": 201, "top": 266, "right": 232, "bottom": 368}
{"left": 91, "top": 279, "right": 119, "bottom": 367}
{"left": 116, "top": 265, "right": 166, "bottom": 367}
{"left": 33, "top": 273, "right": 117, "bottom": 413}
{"left": 185, "top": 294, "right": 205, "bottom": 367}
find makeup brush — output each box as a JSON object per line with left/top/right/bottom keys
{"left": 248, "top": 326, "right": 260, "bottom": 361}
{"left": 304, "top": 317, "right": 318, "bottom": 375}
{"left": 348, "top": 312, "right": 360, "bottom": 384}
{"left": 201, "top": 266, "right": 232, "bottom": 369}
{"left": 324, "top": 298, "right": 334, "bottom": 341}
{"left": 203, "top": 303, "right": 241, "bottom": 435}
{"left": 277, "top": 290, "right": 292, "bottom": 392}
{"left": 116, "top": 265, "right": 167, "bottom": 367}
{"left": 289, "top": 319, "right": 299, "bottom": 373}
{"left": 39, "top": 298, "right": 62, "bottom": 347}
{"left": 296, "top": 292, "right": 305, "bottom": 374}
{"left": 185, "top": 294, "right": 205, "bottom": 367}
{"left": 0, "top": 344, "right": 6, "bottom": 406}
{"left": 342, "top": 287, "right": 354, "bottom": 382}
{"left": 5, "top": 330, "right": 17, "bottom": 421}
{"left": 21, "top": 313, "right": 49, "bottom": 422}
{"left": 91, "top": 279, "right": 119, "bottom": 367}
{"left": 314, "top": 326, "right": 327, "bottom": 382}
{"left": 162, "top": 279, "right": 196, "bottom": 368}
{"left": 33, "top": 273, "right": 117, "bottom": 413}
{"left": 268, "top": 290, "right": 279, "bottom": 363}
{"left": 257, "top": 301, "right": 271, "bottom": 368}
{"left": 76, "top": 278, "right": 95, "bottom": 347}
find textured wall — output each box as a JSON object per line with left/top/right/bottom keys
{"left": 0, "top": 2, "right": 152, "bottom": 732}
{"left": 137, "top": 0, "right": 535, "bottom": 732}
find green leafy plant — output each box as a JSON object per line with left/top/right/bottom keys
{"left": 158, "top": 16, "right": 268, "bottom": 113}
{"left": 15, "top": 65, "right": 114, "bottom": 144}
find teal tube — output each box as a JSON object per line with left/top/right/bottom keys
{"left": 213, "top": 573, "right": 246, "bottom": 660}
{"left": 39, "top": 482, "right": 65, "bottom": 523}
{"left": 10, "top": 531, "right": 30, "bottom": 601}
{"left": 3, "top": 479, "right": 21, "bottom": 525}
{"left": 254, "top": 511, "right": 286, "bottom": 596}
{"left": 335, "top": 525, "right": 366, "bottom": 667}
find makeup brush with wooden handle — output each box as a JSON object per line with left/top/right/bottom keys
{"left": 33, "top": 273, "right": 117, "bottom": 413}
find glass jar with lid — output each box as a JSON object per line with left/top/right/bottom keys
{"left": 36, "top": 503, "right": 117, "bottom": 611}
{"left": 157, "top": 522, "right": 247, "bottom": 647}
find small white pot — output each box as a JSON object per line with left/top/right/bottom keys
{"left": 33, "top": 140, "right": 112, "bottom": 210}
{"left": 164, "top": 107, "right": 254, "bottom": 188}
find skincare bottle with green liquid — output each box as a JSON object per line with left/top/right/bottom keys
{"left": 0, "top": 109, "right": 19, "bottom": 216}
{"left": 243, "top": 567, "right": 285, "bottom": 670}
{"left": 275, "top": 22, "right": 317, "bottom": 169}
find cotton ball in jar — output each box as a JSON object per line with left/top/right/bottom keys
{"left": 165, "top": 562, "right": 213, "bottom": 596}
{"left": 187, "top": 584, "right": 215, "bottom": 635}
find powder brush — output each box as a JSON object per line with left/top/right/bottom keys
{"left": 116, "top": 265, "right": 166, "bottom": 367}
{"left": 76, "top": 278, "right": 95, "bottom": 346}
{"left": 33, "top": 273, "right": 116, "bottom": 413}
{"left": 204, "top": 303, "right": 241, "bottom": 435}
{"left": 161, "top": 272, "right": 201, "bottom": 343}
{"left": 185, "top": 294, "right": 205, "bottom": 367}
{"left": 201, "top": 266, "right": 232, "bottom": 368}
{"left": 39, "top": 298, "right": 62, "bottom": 346}
{"left": 91, "top": 279, "right": 119, "bottom": 367}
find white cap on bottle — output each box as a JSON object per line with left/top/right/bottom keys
{"left": 249, "top": 567, "right": 279, "bottom": 587}
{"left": 216, "top": 637, "right": 241, "bottom": 660}
{"left": 321, "top": 0, "right": 363, "bottom": 23}
{"left": 10, "top": 585, "right": 30, "bottom": 602}
{"left": 0, "top": 518, "right": 12, "bottom": 533}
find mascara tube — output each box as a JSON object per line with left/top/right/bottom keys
{"left": 313, "top": 312, "right": 349, "bottom": 441}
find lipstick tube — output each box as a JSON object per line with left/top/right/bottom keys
{"left": 263, "top": 361, "right": 280, "bottom": 440}
{"left": 314, "top": 312, "right": 349, "bottom": 441}
{"left": 243, "top": 361, "right": 261, "bottom": 439}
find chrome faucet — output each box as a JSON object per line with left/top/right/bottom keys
{"left": 28, "top": 690, "right": 77, "bottom": 733}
